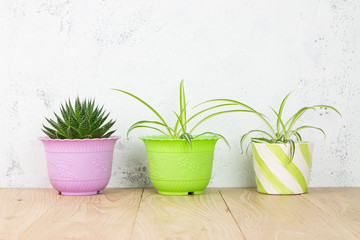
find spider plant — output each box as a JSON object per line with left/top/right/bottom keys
{"left": 112, "top": 80, "right": 255, "bottom": 147}
{"left": 200, "top": 92, "right": 341, "bottom": 160}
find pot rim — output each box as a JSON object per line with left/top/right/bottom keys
{"left": 139, "top": 134, "right": 221, "bottom": 141}
{"left": 39, "top": 136, "right": 120, "bottom": 142}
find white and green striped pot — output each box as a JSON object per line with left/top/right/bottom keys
{"left": 251, "top": 142, "right": 314, "bottom": 195}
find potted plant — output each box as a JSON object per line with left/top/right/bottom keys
{"left": 205, "top": 93, "right": 341, "bottom": 194}
{"left": 40, "top": 97, "right": 118, "bottom": 196}
{"left": 112, "top": 80, "right": 254, "bottom": 195}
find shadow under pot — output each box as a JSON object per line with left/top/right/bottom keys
{"left": 251, "top": 142, "right": 314, "bottom": 195}
{"left": 40, "top": 137, "right": 119, "bottom": 196}
{"left": 140, "top": 135, "right": 220, "bottom": 196}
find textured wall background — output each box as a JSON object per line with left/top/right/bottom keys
{"left": 1, "top": 0, "right": 359, "bottom": 188}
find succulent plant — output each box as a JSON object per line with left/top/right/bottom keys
{"left": 42, "top": 97, "right": 116, "bottom": 139}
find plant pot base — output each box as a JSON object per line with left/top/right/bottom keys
{"left": 157, "top": 190, "right": 204, "bottom": 196}
{"left": 256, "top": 188, "right": 307, "bottom": 195}
{"left": 58, "top": 190, "right": 103, "bottom": 196}
{"left": 150, "top": 179, "right": 210, "bottom": 196}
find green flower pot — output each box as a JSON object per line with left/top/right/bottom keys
{"left": 140, "top": 135, "right": 220, "bottom": 196}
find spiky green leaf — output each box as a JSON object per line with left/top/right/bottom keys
{"left": 42, "top": 98, "right": 116, "bottom": 139}
{"left": 67, "top": 126, "right": 81, "bottom": 139}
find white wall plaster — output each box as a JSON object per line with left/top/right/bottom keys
{"left": 1, "top": 0, "right": 359, "bottom": 188}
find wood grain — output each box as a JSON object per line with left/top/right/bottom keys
{"left": 131, "top": 188, "right": 244, "bottom": 240}
{"left": 0, "top": 188, "right": 60, "bottom": 240}
{"left": 18, "top": 188, "right": 143, "bottom": 240}
{"left": 220, "top": 188, "right": 358, "bottom": 240}
{"left": 1, "top": 188, "right": 360, "bottom": 240}
{"left": 303, "top": 188, "right": 360, "bottom": 238}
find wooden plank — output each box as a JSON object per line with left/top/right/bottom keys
{"left": 131, "top": 188, "right": 244, "bottom": 240}
{"left": 18, "top": 188, "right": 143, "bottom": 240}
{"left": 220, "top": 188, "right": 358, "bottom": 240}
{"left": 303, "top": 188, "right": 360, "bottom": 238}
{"left": 0, "top": 188, "right": 60, "bottom": 240}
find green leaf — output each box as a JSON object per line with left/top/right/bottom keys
{"left": 101, "top": 120, "right": 116, "bottom": 136}
{"left": 87, "top": 99, "right": 95, "bottom": 117}
{"left": 68, "top": 110, "right": 79, "bottom": 128}
{"left": 287, "top": 139, "right": 296, "bottom": 162}
{"left": 240, "top": 129, "right": 275, "bottom": 153}
{"left": 78, "top": 117, "right": 91, "bottom": 136}
{"left": 60, "top": 104, "right": 70, "bottom": 125}
{"left": 55, "top": 132, "right": 67, "bottom": 139}
{"left": 42, "top": 125, "right": 57, "bottom": 135}
{"left": 112, "top": 89, "right": 173, "bottom": 136}
{"left": 277, "top": 92, "right": 292, "bottom": 136}
{"left": 195, "top": 98, "right": 276, "bottom": 136}
{"left": 174, "top": 101, "right": 189, "bottom": 136}
{"left": 270, "top": 107, "right": 287, "bottom": 137}
{"left": 54, "top": 113, "right": 68, "bottom": 133}
{"left": 245, "top": 142, "right": 252, "bottom": 156}
{"left": 194, "top": 131, "right": 231, "bottom": 149}
{"left": 45, "top": 118, "right": 67, "bottom": 137}
{"left": 42, "top": 129, "right": 57, "bottom": 139}
{"left": 285, "top": 106, "right": 316, "bottom": 133}
{"left": 251, "top": 138, "right": 272, "bottom": 143}
{"left": 65, "top": 98, "right": 76, "bottom": 118}
{"left": 187, "top": 103, "right": 239, "bottom": 124}
{"left": 78, "top": 100, "right": 87, "bottom": 122}
{"left": 285, "top": 104, "right": 341, "bottom": 138}
{"left": 43, "top": 97, "right": 115, "bottom": 139}
{"left": 179, "top": 80, "right": 187, "bottom": 133}
{"left": 312, "top": 105, "right": 342, "bottom": 117}
{"left": 67, "top": 126, "right": 81, "bottom": 139}
{"left": 90, "top": 127, "right": 104, "bottom": 139}
{"left": 75, "top": 97, "right": 82, "bottom": 120}
{"left": 126, "top": 125, "right": 168, "bottom": 137}
{"left": 293, "top": 132, "right": 302, "bottom": 141}
{"left": 180, "top": 132, "right": 193, "bottom": 148}
{"left": 195, "top": 98, "right": 255, "bottom": 112}
{"left": 127, "top": 120, "right": 173, "bottom": 138}
{"left": 174, "top": 112, "right": 187, "bottom": 136}
{"left": 290, "top": 125, "right": 326, "bottom": 139}
{"left": 92, "top": 112, "right": 108, "bottom": 130}
{"left": 90, "top": 106, "right": 102, "bottom": 124}
{"left": 189, "top": 109, "right": 255, "bottom": 134}
{"left": 102, "top": 130, "right": 116, "bottom": 138}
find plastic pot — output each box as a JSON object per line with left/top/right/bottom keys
{"left": 40, "top": 137, "right": 119, "bottom": 196}
{"left": 140, "top": 135, "right": 220, "bottom": 196}
{"left": 251, "top": 142, "right": 314, "bottom": 195}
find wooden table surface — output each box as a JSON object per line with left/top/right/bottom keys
{"left": 0, "top": 188, "right": 359, "bottom": 240}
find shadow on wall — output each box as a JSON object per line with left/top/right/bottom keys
{"left": 113, "top": 140, "right": 152, "bottom": 187}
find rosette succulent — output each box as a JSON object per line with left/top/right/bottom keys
{"left": 42, "top": 97, "right": 116, "bottom": 139}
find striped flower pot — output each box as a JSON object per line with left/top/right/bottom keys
{"left": 251, "top": 142, "right": 314, "bottom": 195}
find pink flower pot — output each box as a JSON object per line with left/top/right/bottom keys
{"left": 40, "top": 137, "right": 119, "bottom": 196}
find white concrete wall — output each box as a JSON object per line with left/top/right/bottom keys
{"left": 1, "top": 0, "right": 359, "bottom": 188}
